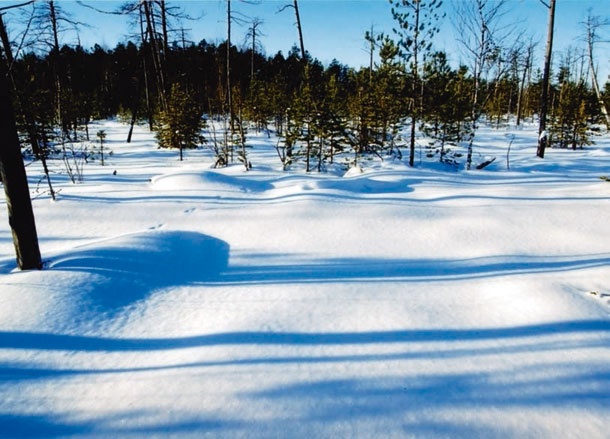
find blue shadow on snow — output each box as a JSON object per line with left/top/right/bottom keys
{"left": 46, "top": 230, "right": 229, "bottom": 312}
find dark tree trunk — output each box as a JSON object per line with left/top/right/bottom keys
{"left": 0, "top": 14, "right": 55, "bottom": 200}
{"left": 127, "top": 108, "right": 137, "bottom": 143}
{"left": 537, "top": 0, "right": 555, "bottom": 159}
{"left": 0, "top": 13, "right": 39, "bottom": 155}
{"left": 143, "top": 0, "right": 167, "bottom": 113}
{"left": 0, "top": 53, "right": 42, "bottom": 270}
{"left": 227, "top": 0, "right": 233, "bottom": 133}
{"left": 293, "top": 0, "right": 306, "bottom": 61}
{"left": 137, "top": 5, "right": 154, "bottom": 131}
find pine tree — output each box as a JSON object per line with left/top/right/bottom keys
{"left": 389, "top": 0, "right": 444, "bottom": 167}
{"left": 346, "top": 68, "right": 375, "bottom": 166}
{"left": 549, "top": 66, "right": 594, "bottom": 150}
{"left": 422, "top": 53, "right": 472, "bottom": 164}
{"left": 373, "top": 37, "right": 405, "bottom": 156}
{"left": 155, "top": 83, "right": 205, "bottom": 160}
{"left": 314, "top": 70, "right": 349, "bottom": 170}
{"left": 285, "top": 65, "right": 316, "bottom": 171}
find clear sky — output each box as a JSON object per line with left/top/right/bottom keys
{"left": 4, "top": 0, "right": 610, "bottom": 84}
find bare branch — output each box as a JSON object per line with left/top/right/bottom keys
{"left": 76, "top": 1, "right": 136, "bottom": 15}
{"left": 0, "top": 1, "right": 35, "bottom": 13}
{"left": 11, "top": 1, "right": 35, "bottom": 61}
{"left": 277, "top": 4, "right": 293, "bottom": 14}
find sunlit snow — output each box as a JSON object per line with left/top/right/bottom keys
{"left": 1, "top": 119, "right": 609, "bottom": 438}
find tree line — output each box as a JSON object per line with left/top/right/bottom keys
{"left": 6, "top": 34, "right": 608, "bottom": 165}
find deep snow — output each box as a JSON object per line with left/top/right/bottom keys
{"left": 1, "top": 120, "right": 609, "bottom": 438}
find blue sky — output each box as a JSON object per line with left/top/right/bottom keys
{"left": 4, "top": 0, "right": 610, "bottom": 83}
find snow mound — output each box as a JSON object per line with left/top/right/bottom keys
{"left": 50, "top": 230, "right": 228, "bottom": 274}
{"left": 150, "top": 167, "right": 411, "bottom": 199}
{"left": 343, "top": 165, "right": 363, "bottom": 177}
{"left": 2, "top": 121, "right": 610, "bottom": 438}
{"left": 150, "top": 170, "right": 271, "bottom": 193}
{"left": 269, "top": 173, "right": 412, "bottom": 197}
{"left": 0, "top": 230, "right": 230, "bottom": 333}
{"left": 47, "top": 230, "right": 229, "bottom": 311}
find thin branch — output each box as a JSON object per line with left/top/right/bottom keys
{"left": 11, "top": 0, "right": 35, "bottom": 62}
{"left": 0, "top": 1, "right": 35, "bottom": 13}
{"left": 277, "top": 4, "right": 293, "bottom": 14}
{"left": 76, "top": 1, "right": 137, "bottom": 15}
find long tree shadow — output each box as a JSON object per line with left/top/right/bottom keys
{"left": 0, "top": 411, "right": 240, "bottom": 439}
{"left": 1, "top": 331, "right": 608, "bottom": 382}
{"left": 1, "top": 320, "right": 609, "bottom": 352}
{"left": 2, "top": 235, "right": 610, "bottom": 437}
{"left": 3, "top": 352, "right": 607, "bottom": 437}
{"left": 243, "top": 367, "right": 610, "bottom": 436}
{"left": 1, "top": 324, "right": 609, "bottom": 438}
{"left": 217, "top": 253, "right": 610, "bottom": 285}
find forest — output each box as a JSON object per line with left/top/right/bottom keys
{"left": 1, "top": 0, "right": 608, "bottom": 175}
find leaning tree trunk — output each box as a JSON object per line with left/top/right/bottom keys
{"left": 586, "top": 25, "right": 610, "bottom": 128}
{"left": 293, "top": 0, "right": 306, "bottom": 61}
{"left": 0, "top": 52, "right": 42, "bottom": 270}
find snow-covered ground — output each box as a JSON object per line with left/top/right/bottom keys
{"left": 1, "top": 120, "right": 609, "bottom": 438}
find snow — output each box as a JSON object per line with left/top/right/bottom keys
{"left": 1, "top": 119, "right": 610, "bottom": 438}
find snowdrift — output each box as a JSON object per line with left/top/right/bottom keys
{"left": 1, "top": 120, "right": 609, "bottom": 438}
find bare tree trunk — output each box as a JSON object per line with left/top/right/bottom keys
{"left": 159, "top": 0, "right": 169, "bottom": 60}
{"left": 405, "top": 3, "right": 422, "bottom": 168}
{"left": 49, "top": 0, "right": 60, "bottom": 50}
{"left": 227, "top": 0, "right": 233, "bottom": 134}
{"left": 143, "top": 0, "right": 167, "bottom": 112}
{"left": 367, "top": 27, "right": 374, "bottom": 87}
{"left": 248, "top": 18, "right": 264, "bottom": 86}
{"left": 293, "top": 0, "right": 305, "bottom": 61}
{"left": 584, "top": 14, "right": 610, "bottom": 128}
{"left": 0, "top": 13, "right": 36, "bottom": 151}
{"left": 516, "top": 44, "right": 533, "bottom": 126}
{"left": 0, "top": 13, "right": 13, "bottom": 67}
{"left": 48, "top": 0, "right": 64, "bottom": 132}
{"left": 466, "top": 5, "right": 486, "bottom": 170}
{"left": 537, "top": 0, "right": 555, "bottom": 159}
{"left": 227, "top": 0, "right": 233, "bottom": 129}
{"left": 0, "top": 52, "right": 42, "bottom": 270}
{"left": 127, "top": 109, "right": 137, "bottom": 143}
{"left": 139, "top": 4, "right": 153, "bottom": 131}
{"left": 250, "top": 22, "right": 255, "bottom": 84}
